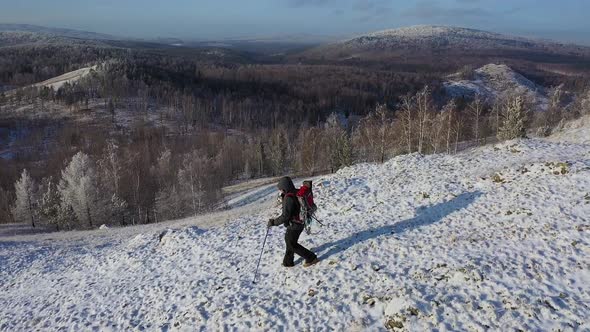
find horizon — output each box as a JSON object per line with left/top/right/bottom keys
{"left": 0, "top": 0, "right": 589, "bottom": 45}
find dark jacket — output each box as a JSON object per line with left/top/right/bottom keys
{"left": 271, "top": 177, "right": 302, "bottom": 228}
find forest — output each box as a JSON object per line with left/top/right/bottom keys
{"left": 1, "top": 38, "right": 589, "bottom": 228}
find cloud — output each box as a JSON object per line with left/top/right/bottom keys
{"left": 404, "top": 0, "right": 489, "bottom": 19}
{"left": 286, "top": 0, "right": 338, "bottom": 8}
{"left": 287, "top": 0, "right": 392, "bottom": 12}
{"left": 286, "top": 0, "right": 394, "bottom": 21}
{"left": 352, "top": 0, "right": 388, "bottom": 11}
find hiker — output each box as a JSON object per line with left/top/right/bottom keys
{"left": 267, "top": 176, "right": 319, "bottom": 267}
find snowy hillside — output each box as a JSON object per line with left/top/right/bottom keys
{"left": 340, "top": 25, "right": 585, "bottom": 52}
{"left": 302, "top": 25, "right": 590, "bottom": 62}
{"left": 350, "top": 25, "right": 534, "bottom": 48}
{"left": 1, "top": 122, "right": 590, "bottom": 330}
{"left": 444, "top": 64, "right": 546, "bottom": 104}
{"left": 34, "top": 65, "right": 98, "bottom": 91}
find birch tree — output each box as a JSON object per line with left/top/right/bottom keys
{"left": 398, "top": 94, "right": 414, "bottom": 154}
{"left": 469, "top": 95, "right": 485, "bottom": 145}
{"left": 415, "top": 86, "right": 434, "bottom": 154}
{"left": 442, "top": 100, "right": 457, "bottom": 154}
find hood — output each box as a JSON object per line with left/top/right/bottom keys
{"left": 277, "top": 176, "right": 296, "bottom": 193}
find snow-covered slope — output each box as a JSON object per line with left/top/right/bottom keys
{"left": 548, "top": 115, "right": 590, "bottom": 145}
{"left": 34, "top": 65, "right": 98, "bottom": 91}
{"left": 1, "top": 122, "right": 590, "bottom": 330}
{"left": 444, "top": 63, "right": 546, "bottom": 103}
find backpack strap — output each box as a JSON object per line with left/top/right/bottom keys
{"left": 284, "top": 193, "right": 303, "bottom": 224}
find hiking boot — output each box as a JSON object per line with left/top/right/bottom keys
{"left": 303, "top": 258, "right": 319, "bottom": 267}
{"left": 282, "top": 263, "right": 295, "bottom": 268}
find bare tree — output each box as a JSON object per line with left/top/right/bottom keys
{"left": 430, "top": 111, "right": 445, "bottom": 154}
{"left": 298, "top": 127, "right": 322, "bottom": 175}
{"left": 178, "top": 152, "right": 210, "bottom": 216}
{"left": 355, "top": 104, "right": 395, "bottom": 163}
{"left": 469, "top": 95, "right": 486, "bottom": 145}
{"left": 398, "top": 94, "right": 414, "bottom": 154}
{"left": 454, "top": 117, "right": 464, "bottom": 154}
{"left": 98, "top": 140, "right": 122, "bottom": 196}
{"left": 268, "top": 129, "right": 288, "bottom": 176}
{"left": 325, "top": 113, "right": 352, "bottom": 172}
{"left": 415, "top": 86, "right": 434, "bottom": 154}
{"left": 442, "top": 100, "right": 457, "bottom": 154}
{"left": 0, "top": 187, "right": 15, "bottom": 224}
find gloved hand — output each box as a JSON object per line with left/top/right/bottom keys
{"left": 267, "top": 218, "right": 275, "bottom": 228}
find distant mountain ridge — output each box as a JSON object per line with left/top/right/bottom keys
{"left": 0, "top": 23, "right": 120, "bottom": 40}
{"left": 301, "top": 25, "right": 590, "bottom": 62}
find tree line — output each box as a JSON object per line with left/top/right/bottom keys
{"left": 3, "top": 82, "right": 589, "bottom": 229}
{"left": 1, "top": 43, "right": 589, "bottom": 228}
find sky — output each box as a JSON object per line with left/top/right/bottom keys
{"left": 0, "top": 0, "right": 589, "bottom": 44}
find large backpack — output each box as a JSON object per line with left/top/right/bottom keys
{"left": 283, "top": 193, "right": 304, "bottom": 224}
{"left": 296, "top": 180, "right": 318, "bottom": 234}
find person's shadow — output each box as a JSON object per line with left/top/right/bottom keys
{"left": 313, "top": 191, "right": 483, "bottom": 261}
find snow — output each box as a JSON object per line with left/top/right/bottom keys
{"left": 1, "top": 122, "right": 590, "bottom": 330}
{"left": 548, "top": 115, "right": 590, "bottom": 145}
{"left": 444, "top": 64, "right": 547, "bottom": 105}
{"left": 34, "top": 65, "right": 97, "bottom": 91}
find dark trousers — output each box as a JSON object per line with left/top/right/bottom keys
{"left": 284, "top": 224, "right": 316, "bottom": 266}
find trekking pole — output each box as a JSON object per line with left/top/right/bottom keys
{"left": 252, "top": 227, "right": 270, "bottom": 284}
{"left": 312, "top": 215, "right": 325, "bottom": 226}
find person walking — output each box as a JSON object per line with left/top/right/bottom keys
{"left": 268, "top": 176, "right": 319, "bottom": 267}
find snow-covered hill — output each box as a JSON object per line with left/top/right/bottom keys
{"left": 444, "top": 64, "right": 546, "bottom": 104}
{"left": 1, "top": 120, "right": 589, "bottom": 330}
{"left": 302, "top": 25, "right": 590, "bottom": 62}
{"left": 344, "top": 25, "right": 549, "bottom": 50}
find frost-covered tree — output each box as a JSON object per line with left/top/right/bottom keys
{"left": 58, "top": 152, "right": 103, "bottom": 228}
{"left": 498, "top": 96, "right": 528, "bottom": 141}
{"left": 547, "top": 85, "right": 564, "bottom": 126}
{"left": 12, "top": 169, "right": 37, "bottom": 227}
{"left": 39, "top": 178, "right": 61, "bottom": 230}
{"left": 535, "top": 85, "right": 565, "bottom": 136}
